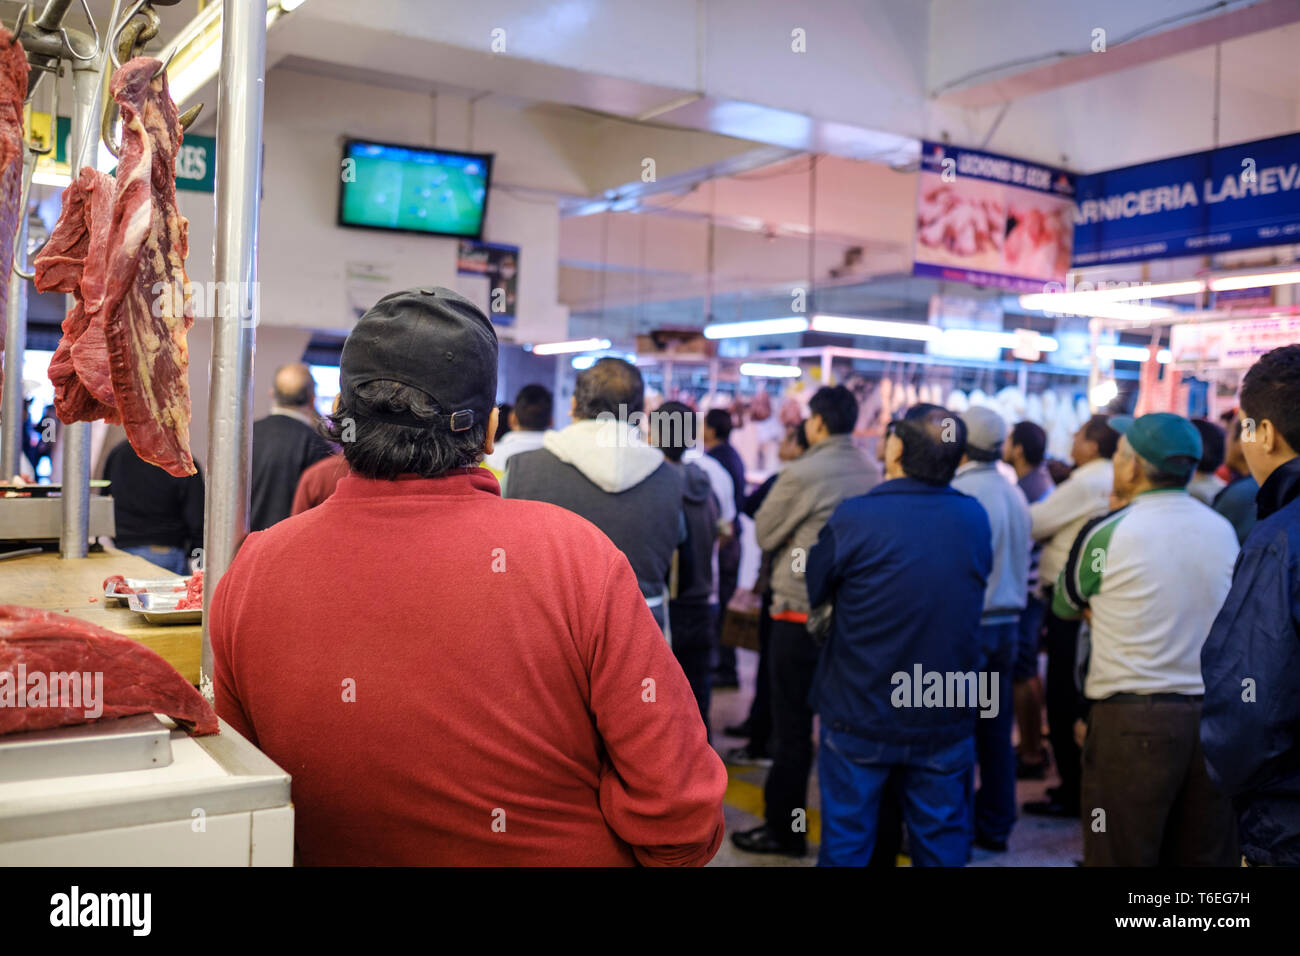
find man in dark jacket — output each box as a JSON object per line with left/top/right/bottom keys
{"left": 703, "top": 407, "right": 745, "bottom": 688}
{"left": 250, "top": 363, "right": 333, "bottom": 531}
{"left": 654, "top": 401, "right": 721, "bottom": 733}
{"left": 505, "top": 358, "right": 684, "bottom": 632}
{"left": 1202, "top": 344, "right": 1300, "bottom": 866}
{"left": 102, "top": 440, "right": 205, "bottom": 575}
{"left": 807, "top": 407, "right": 992, "bottom": 866}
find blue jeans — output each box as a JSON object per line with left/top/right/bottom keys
{"left": 973, "top": 621, "right": 1018, "bottom": 844}
{"left": 818, "top": 726, "right": 974, "bottom": 867}
{"left": 1014, "top": 595, "right": 1046, "bottom": 681}
{"left": 119, "top": 544, "right": 190, "bottom": 576}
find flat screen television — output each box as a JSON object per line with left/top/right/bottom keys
{"left": 338, "top": 139, "right": 493, "bottom": 239}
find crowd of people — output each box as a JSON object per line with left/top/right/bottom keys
{"left": 98, "top": 285, "right": 1300, "bottom": 867}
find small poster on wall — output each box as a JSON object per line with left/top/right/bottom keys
{"left": 457, "top": 240, "right": 519, "bottom": 326}
{"left": 913, "top": 141, "right": 1076, "bottom": 293}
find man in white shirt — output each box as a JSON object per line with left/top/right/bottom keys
{"left": 484, "top": 384, "right": 551, "bottom": 490}
{"left": 1024, "top": 414, "right": 1117, "bottom": 819}
{"left": 1054, "top": 413, "right": 1239, "bottom": 865}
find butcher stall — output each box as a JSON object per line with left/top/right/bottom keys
{"left": 0, "top": 0, "right": 286, "bottom": 866}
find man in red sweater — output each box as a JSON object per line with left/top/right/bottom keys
{"left": 212, "top": 287, "right": 726, "bottom": 866}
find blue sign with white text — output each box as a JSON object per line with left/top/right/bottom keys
{"left": 1072, "top": 132, "right": 1300, "bottom": 266}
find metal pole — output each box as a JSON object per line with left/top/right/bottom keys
{"left": 0, "top": 155, "right": 32, "bottom": 479}
{"left": 202, "top": 0, "right": 265, "bottom": 696}
{"left": 58, "top": 54, "right": 106, "bottom": 558}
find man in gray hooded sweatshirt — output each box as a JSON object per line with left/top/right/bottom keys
{"left": 505, "top": 358, "right": 684, "bottom": 632}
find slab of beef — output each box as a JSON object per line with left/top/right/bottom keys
{"left": 0, "top": 604, "right": 218, "bottom": 736}
{"left": 101, "top": 58, "right": 195, "bottom": 477}
{"left": 35, "top": 168, "right": 119, "bottom": 424}
{"left": 0, "top": 26, "right": 27, "bottom": 393}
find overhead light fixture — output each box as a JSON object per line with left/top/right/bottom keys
{"left": 740, "top": 362, "right": 802, "bottom": 379}
{"left": 1090, "top": 379, "right": 1119, "bottom": 407}
{"left": 810, "top": 314, "right": 940, "bottom": 342}
{"left": 531, "top": 337, "right": 611, "bottom": 355}
{"left": 1209, "top": 270, "right": 1300, "bottom": 292}
{"left": 1018, "top": 295, "right": 1176, "bottom": 321}
{"left": 572, "top": 351, "right": 635, "bottom": 370}
{"left": 161, "top": 0, "right": 305, "bottom": 108}
{"left": 1096, "top": 344, "right": 1171, "bottom": 364}
{"left": 31, "top": 168, "right": 70, "bottom": 187}
{"left": 937, "top": 329, "right": 1059, "bottom": 353}
{"left": 702, "top": 317, "right": 809, "bottom": 339}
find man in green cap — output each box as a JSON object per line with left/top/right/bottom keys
{"left": 1053, "top": 412, "right": 1240, "bottom": 866}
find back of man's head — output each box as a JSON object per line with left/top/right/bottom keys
{"left": 652, "top": 401, "right": 693, "bottom": 463}
{"left": 704, "top": 408, "right": 733, "bottom": 442}
{"left": 897, "top": 406, "right": 966, "bottom": 485}
{"left": 573, "top": 358, "right": 644, "bottom": 420}
{"left": 1241, "top": 344, "right": 1300, "bottom": 456}
{"left": 1082, "top": 414, "right": 1120, "bottom": 459}
{"left": 1011, "top": 420, "right": 1047, "bottom": 466}
{"left": 1191, "top": 419, "right": 1226, "bottom": 474}
{"left": 513, "top": 384, "right": 553, "bottom": 431}
{"left": 809, "top": 385, "right": 859, "bottom": 435}
{"left": 274, "top": 363, "right": 316, "bottom": 409}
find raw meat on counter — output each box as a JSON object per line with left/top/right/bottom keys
{"left": 35, "top": 168, "right": 120, "bottom": 423}
{"left": 0, "top": 25, "right": 27, "bottom": 392}
{"left": 175, "top": 568, "right": 203, "bottom": 610}
{"left": 102, "top": 58, "right": 195, "bottom": 477}
{"left": 0, "top": 604, "right": 218, "bottom": 736}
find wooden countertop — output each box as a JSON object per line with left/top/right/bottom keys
{"left": 0, "top": 549, "right": 201, "bottom": 683}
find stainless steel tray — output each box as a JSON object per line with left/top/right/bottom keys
{"left": 104, "top": 576, "right": 188, "bottom": 606}
{"left": 0, "top": 714, "right": 173, "bottom": 783}
{"left": 125, "top": 591, "right": 202, "bottom": 624}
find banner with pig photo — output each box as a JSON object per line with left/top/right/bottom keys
{"left": 913, "top": 141, "right": 1076, "bottom": 294}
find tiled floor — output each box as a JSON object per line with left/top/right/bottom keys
{"left": 706, "top": 648, "right": 1082, "bottom": 867}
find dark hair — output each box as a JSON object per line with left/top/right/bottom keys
{"left": 894, "top": 407, "right": 966, "bottom": 485}
{"left": 704, "top": 408, "right": 733, "bottom": 441}
{"left": 1240, "top": 344, "right": 1300, "bottom": 453}
{"left": 1081, "top": 414, "right": 1120, "bottom": 459}
{"left": 654, "top": 401, "right": 693, "bottom": 463}
{"left": 1011, "top": 421, "right": 1048, "bottom": 467}
{"left": 495, "top": 404, "right": 512, "bottom": 442}
{"left": 325, "top": 380, "right": 487, "bottom": 480}
{"left": 793, "top": 419, "right": 810, "bottom": 451}
{"left": 809, "top": 385, "right": 859, "bottom": 435}
{"left": 573, "top": 357, "right": 644, "bottom": 420}
{"left": 513, "top": 384, "right": 553, "bottom": 431}
{"left": 1191, "top": 419, "right": 1225, "bottom": 473}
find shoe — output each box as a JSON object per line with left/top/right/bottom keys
{"left": 730, "top": 825, "right": 806, "bottom": 857}
{"left": 973, "top": 833, "right": 1008, "bottom": 853}
{"left": 723, "top": 720, "right": 753, "bottom": 738}
{"left": 712, "top": 672, "right": 740, "bottom": 690}
{"left": 723, "top": 745, "right": 773, "bottom": 767}
{"left": 1022, "top": 798, "right": 1080, "bottom": 819}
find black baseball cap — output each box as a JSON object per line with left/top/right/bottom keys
{"left": 340, "top": 286, "right": 498, "bottom": 431}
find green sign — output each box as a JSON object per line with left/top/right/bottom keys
{"left": 53, "top": 115, "right": 215, "bottom": 193}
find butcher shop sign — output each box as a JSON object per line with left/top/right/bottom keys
{"left": 1072, "top": 131, "right": 1300, "bottom": 266}
{"left": 913, "top": 141, "right": 1077, "bottom": 294}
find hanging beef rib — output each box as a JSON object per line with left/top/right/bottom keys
{"left": 0, "top": 604, "right": 219, "bottom": 736}
{"left": 99, "top": 57, "right": 196, "bottom": 477}
{"left": 0, "top": 26, "right": 27, "bottom": 395}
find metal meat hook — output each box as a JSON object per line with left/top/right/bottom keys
{"left": 102, "top": 0, "right": 199, "bottom": 159}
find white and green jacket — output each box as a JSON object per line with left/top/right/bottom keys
{"left": 1052, "top": 488, "right": 1239, "bottom": 700}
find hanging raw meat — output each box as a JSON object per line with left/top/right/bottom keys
{"left": 0, "top": 25, "right": 27, "bottom": 394}
{"left": 35, "top": 167, "right": 120, "bottom": 423}
{"left": 0, "top": 604, "right": 218, "bottom": 736}
{"left": 100, "top": 57, "right": 195, "bottom": 476}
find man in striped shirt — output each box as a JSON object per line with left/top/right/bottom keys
{"left": 1053, "top": 413, "right": 1239, "bottom": 866}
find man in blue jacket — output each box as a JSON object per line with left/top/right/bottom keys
{"left": 807, "top": 406, "right": 992, "bottom": 866}
{"left": 1202, "top": 344, "right": 1300, "bottom": 866}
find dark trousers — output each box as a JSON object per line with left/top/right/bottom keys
{"left": 743, "top": 590, "right": 774, "bottom": 754}
{"left": 763, "top": 618, "right": 821, "bottom": 844}
{"left": 669, "top": 602, "right": 715, "bottom": 737}
{"left": 973, "top": 621, "right": 1019, "bottom": 843}
{"left": 1043, "top": 592, "right": 1083, "bottom": 809}
{"left": 1082, "top": 695, "right": 1238, "bottom": 866}
{"left": 712, "top": 539, "right": 741, "bottom": 679}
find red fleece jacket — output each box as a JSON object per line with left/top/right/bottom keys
{"left": 212, "top": 468, "right": 726, "bottom": 866}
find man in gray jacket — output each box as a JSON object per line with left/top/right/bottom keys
{"left": 732, "top": 385, "right": 881, "bottom": 857}
{"left": 952, "top": 406, "right": 1031, "bottom": 854}
{"left": 505, "top": 358, "right": 683, "bottom": 632}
